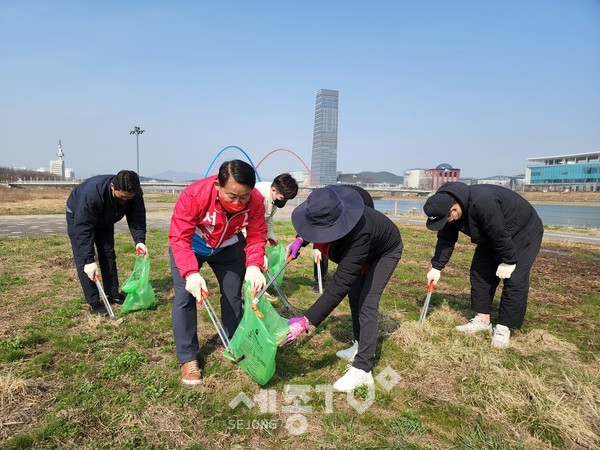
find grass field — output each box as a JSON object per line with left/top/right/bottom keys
{"left": 1, "top": 217, "right": 598, "bottom": 449}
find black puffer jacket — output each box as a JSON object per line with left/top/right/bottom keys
{"left": 304, "top": 206, "right": 402, "bottom": 327}
{"left": 66, "top": 175, "right": 146, "bottom": 264}
{"left": 431, "top": 182, "right": 543, "bottom": 270}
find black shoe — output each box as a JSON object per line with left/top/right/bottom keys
{"left": 312, "top": 282, "right": 320, "bottom": 293}
{"left": 108, "top": 293, "right": 126, "bottom": 304}
{"left": 89, "top": 303, "right": 109, "bottom": 316}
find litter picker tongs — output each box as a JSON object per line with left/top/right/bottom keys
{"left": 250, "top": 255, "right": 293, "bottom": 318}
{"left": 316, "top": 254, "right": 323, "bottom": 294}
{"left": 418, "top": 280, "right": 435, "bottom": 324}
{"left": 94, "top": 274, "right": 116, "bottom": 319}
{"left": 200, "top": 290, "right": 245, "bottom": 363}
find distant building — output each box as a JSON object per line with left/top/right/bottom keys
{"left": 425, "top": 163, "right": 461, "bottom": 192}
{"left": 525, "top": 151, "right": 600, "bottom": 191}
{"left": 403, "top": 169, "right": 430, "bottom": 190}
{"left": 65, "top": 168, "right": 75, "bottom": 180}
{"left": 49, "top": 140, "right": 65, "bottom": 179}
{"left": 338, "top": 173, "right": 373, "bottom": 184}
{"left": 288, "top": 170, "right": 311, "bottom": 188}
{"left": 477, "top": 178, "right": 511, "bottom": 187}
{"left": 310, "top": 89, "right": 339, "bottom": 186}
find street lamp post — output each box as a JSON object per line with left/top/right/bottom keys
{"left": 129, "top": 126, "right": 145, "bottom": 175}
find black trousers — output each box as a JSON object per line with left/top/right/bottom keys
{"left": 66, "top": 212, "right": 120, "bottom": 306}
{"left": 470, "top": 227, "right": 543, "bottom": 329}
{"left": 170, "top": 245, "right": 244, "bottom": 365}
{"left": 347, "top": 243, "right": 403, "bottom": 372}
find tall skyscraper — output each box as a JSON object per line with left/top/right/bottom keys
{"left": 310, "top": 89, "right": 339, "bottom": 186}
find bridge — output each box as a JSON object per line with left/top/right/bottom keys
{"left": 5, "top": 180, "right": 432, "bottom": 198}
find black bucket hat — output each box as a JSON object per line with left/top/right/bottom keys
{"left": 423, "top": 193, "right": 454, "bottom": 231}
{"left": 292, "top": 186, "right": 364, "bottom": 243}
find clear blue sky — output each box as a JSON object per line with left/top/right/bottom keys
{"left": 1, "top": 0, "right": 599, "bottom": 180}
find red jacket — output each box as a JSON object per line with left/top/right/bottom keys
{"left": 169, "top": 175, "right": 267, "bottom": 279}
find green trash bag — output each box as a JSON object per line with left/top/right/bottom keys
{"left": 264, "top": 243, "right": 287, "bottom": 286}
{"left": 121, "top": 255, "right": 156, "bottom": 313}
{"left": 226, "top": 281, "right": 289, "bottom": 385}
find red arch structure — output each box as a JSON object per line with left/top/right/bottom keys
{"left": 256, "top": 148, "right": 319, "bottom": 187}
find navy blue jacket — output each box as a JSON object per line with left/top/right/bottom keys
{"left": 431, "top": 182, "right": 543, "bottom": 270}
{"left": 66, "top": 175, "right": 146, "bottom": 264}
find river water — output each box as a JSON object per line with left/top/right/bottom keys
{"left": 372, "top": 200, "right": 600, "bottom": 229}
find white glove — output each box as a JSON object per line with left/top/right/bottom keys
{"left": 84, "top": 262, "right": 99, "bottom": 281}
{"left": 185, "top": 273, "right": 208, "bottom": 303}
{"left": 135, "top": 242, "right": 148, "bottom": 257}
{"left": 311, "top": 248, "right": 322, "bottom": 263}
{"left": 245, "top": 265, "right": 266, "bottom": 291}
{"left": 496, "top": 263, "right": 516, "bottom": 279}
{"left": 263, "top": 255, "right": 269, "bottom": 271}
{"left": 427, "top": 268, "right": 441, "bottom": 285}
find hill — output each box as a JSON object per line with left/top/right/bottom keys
{"left": 147, "top": 170, "right": 202, "bottom": 182}
{"left": 339, "top": 171, "right": 403, "bottom": 184}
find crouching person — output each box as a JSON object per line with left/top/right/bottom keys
{"left": 423, "top": 182, "right": 543, "bottom": 348}
{"left": 284, "top": 186, "right": 403, "bottom": 392}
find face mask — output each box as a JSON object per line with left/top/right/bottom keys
{"left": 220, "top": 199, "right": 246, "bottom": 213}
{"left": 114, "top": 196, "right": 128, "bottom": 207}
{"left": 273, "top": 199, "right": 287, "bottom": 208}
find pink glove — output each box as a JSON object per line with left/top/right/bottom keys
{"left": 286, "top": 237, "right": 304, "bottom": 260}
{"left": 285, "top": 316, "right": 310, "bottom": 345}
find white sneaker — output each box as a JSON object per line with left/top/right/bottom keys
{"left": 335, "top": 340, "right": 358, "bottom": 362}
{"left": 491, "top": 324, "right": 511, "bottom": 348}
{"left": 455, "top": 316, "right": 492, "bottom": 334}
{"left": 333, "top": 366, "right": 374, "bottom": 392}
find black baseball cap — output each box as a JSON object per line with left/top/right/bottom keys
{"left": 423, "top": 193, "right": 454, "bottom": 231}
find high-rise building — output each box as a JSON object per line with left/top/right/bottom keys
{"left": 310, "top": 89, "right": 339, "bottom": 186}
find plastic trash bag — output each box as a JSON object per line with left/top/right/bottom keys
{"left": 264, "top": 242, "right": 287, "bottom": 286}
{"left": 121, "top": 255, "right": 156, "bottom": 313}
{"left": 226, "top": 281, "right": 289, "bottom": 385}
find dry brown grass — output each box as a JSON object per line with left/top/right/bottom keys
{"left": 0, "top": 373, "right": 50, "bottom": 439}
{"left": 521, "top": 190, "right": 600, "bottom": 206}
{"left": 392, "top": 307, "right": 600, "bottom": 449}
{"left": 0, "top": 187, "right": 70, "bottom": 214}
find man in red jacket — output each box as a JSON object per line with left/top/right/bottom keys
{"left": 169, "top": 160, "right": 267, "bottom": 385}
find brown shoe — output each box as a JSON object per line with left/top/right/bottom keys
{"left": 181, "top": 360, "right": 201, "bottom": 385}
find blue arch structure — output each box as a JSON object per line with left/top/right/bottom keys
{"left": 204, "top": 145, "right": 262, "bottom": 181}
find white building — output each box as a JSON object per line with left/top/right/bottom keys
{"left": 288, "top": 170, "right": 311, "bottom": 188}
{"left": 477, "top": 179, "right": 511, "bottom": 187}
{"left": 403, "top": 169, "right": 430, "bottom": 189}
{"left": 65, "top": 168, "right": 75, "bottom": 180}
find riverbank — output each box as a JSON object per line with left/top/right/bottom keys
{"left": 1, "top": 186, "right": 599, "bottom": 212}
{"left": 374, "top": 190, "right": 600, "bottom": 206}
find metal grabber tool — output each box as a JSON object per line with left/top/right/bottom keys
{"left": 316, "top": 255, "right": 323, "bottom": 294}
{"left": 251, "top": 255, "right": 293, "bottom": 318}
{"left": 418, "top": 280, "right": 435, "bottom": 324}
{"left": 200, "top": 290, "right": 245, "bottom": 363}
{"left": 93, "top": 274, "right": 115, "bottom": 319}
